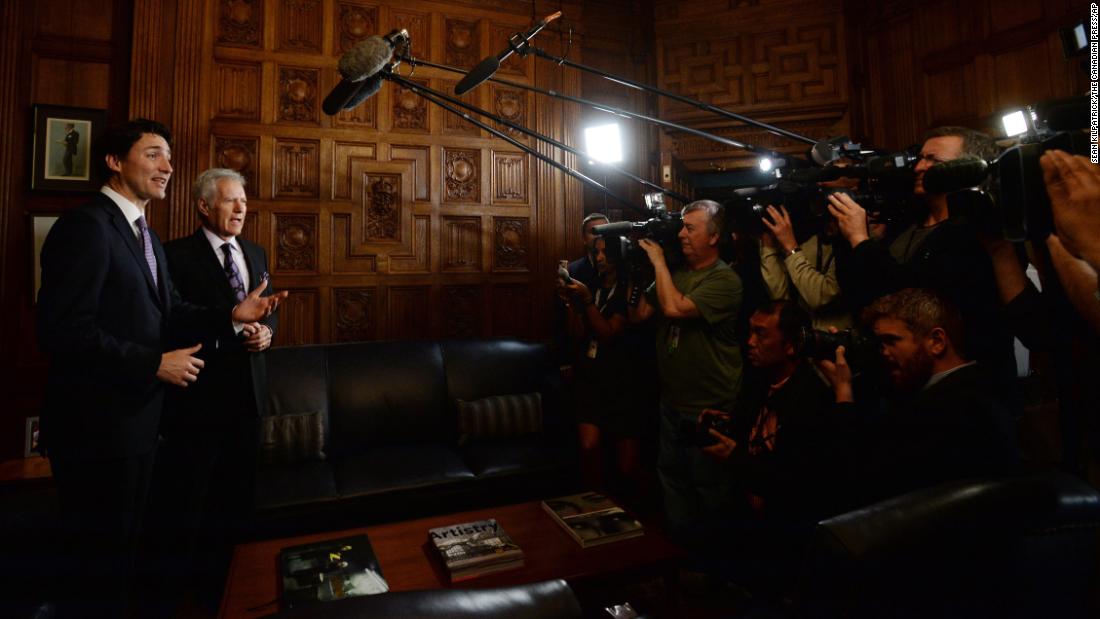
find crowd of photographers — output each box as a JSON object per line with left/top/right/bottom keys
{"left": 556, "top": 124, "right": 1100, "bottom": 602}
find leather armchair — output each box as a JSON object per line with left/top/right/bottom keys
{"left": 795, "top": 472, "right": 1100, "bottom": 618}
{"left": 264, "top": 578, "right": 583, "bottom": 619}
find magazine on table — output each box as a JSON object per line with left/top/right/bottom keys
{"left": 279, "top": 534, "right": 388, "bottom": 609}
{"left": 542, "top": 491, "right": 644, "bottom": 548}
{"left": 428, "top": 518, "right": 524, "bottom": 580}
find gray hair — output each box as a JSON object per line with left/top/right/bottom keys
{"left": 191, "top": 168, "right": 246, "bottom": 207}
{"left": 681, "top": 199, "right": 723, "bottom": 236}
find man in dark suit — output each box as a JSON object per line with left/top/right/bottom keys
{"left": 143, "top": 168, "right": 275, "bottom": 613}
{"left": 36, "top": 119, "right": 286, "bottom": 618}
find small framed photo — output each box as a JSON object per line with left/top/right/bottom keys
{"left": 30, "top": 214, "right": 59, "bottom": 303}
{"left": 24, "top": 416, "right": 41, "bottom": 458}
{"left": 31, "top": 104, "right": 107, "bottom": 192}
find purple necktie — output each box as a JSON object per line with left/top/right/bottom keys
{"left": 222, "top": 243, "right": 247, "bottom": 302}
{"left": 135, "top": 216, "right": 158, "bottom": 288}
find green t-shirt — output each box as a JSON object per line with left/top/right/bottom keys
{"left": 647, "top": 259, "right": 743, "bottom": 416}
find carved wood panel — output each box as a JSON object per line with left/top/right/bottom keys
{"left": 334, "top": 2, "right": 378, "bottom": 55}
{"left": 391, "top": 10, "right": 430, "bottom": 58}
{"left": 490, "top": 84, "right": 527, "bottom": 140}
{"left": 443, "top": 147, "right": 480, "bottom": 203}
{"left": 213, "top": 61, "right": 261, "bottom": 121}
{"left": 491, "top": 284, "right": 531, "bottom": 339}
{"left": 331, "top": 141, "right": 378, "bottom": 199}
{"left": 391, "top": 78, "right": 429, "bottom": 132}
{"left": 273, "top": 288, "right": 319, "bottom": 346}
{"left": 363, "top": 173, "right": 402, "bottom": 241}
{"left": 212, "top": 135, "right": 259, "bottom": 193}
{"left": 387, "top": 286, "right": 431, "bottom": 339}
{"left": 277, "top": 0, "right": 322, "bottom": 54}
{"left": 493, "top": 217, "right": 529, "bottom": 272}
{"left": 333, "top": 287, "right": 377, "bottom": 342}
{"left": 444, "top": 17, "right": 481, "bottom": 69}
{"left": 273, "top": 138, "right": 320, "bottom": 199}
{"left": 390, "top": 215, "right": 430, "bottom": 273}
{"left": 333, "top": 68, "right": 377, "bottom": 127}
{"left": 274, "top": 213, "right": 318, "bottom": 272}
{"left": 332, "top": 214, "right": 379, "bottom": 273}
{"left": 491, "top": 150, "right": 527, "bottom": 204}
{"left": 277, "top": 65, "right": 320, "bottom": 124}
{"left": 442, "top": 79, "right": 481, "bottom": 136}
{"left": 216, "top": 0, "right": 262, "bottom": 49}
{"left": 389, "top": 145, "right": 429, "bottom": 201}
{"left": 442, "top": 216, "right": 481, "bottom": 272}
{"left": 442, "top": 285, "right": 483, "bottom": 337}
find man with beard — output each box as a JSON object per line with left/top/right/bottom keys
{"left": 834, "top": 288, "right": 1018, "bottom": 507}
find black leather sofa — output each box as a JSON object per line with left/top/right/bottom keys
{"left": 250, "top": 339, "right": 580, "bottom": 538}
{"left": 264, "top": 578, "right": 583, "bottom": 619}
{"left": 795, "top": 472, "right": 1100, "bottom": 618}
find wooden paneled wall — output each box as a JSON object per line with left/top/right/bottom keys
{"left": 651, "top": 0, "right": 851, "bottom": 172}
{"left": 844, "top": 0, "right": 1087, "bottom": 150}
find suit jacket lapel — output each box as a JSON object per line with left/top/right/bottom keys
{"left": 104, "top": 200, "right": 162, "bottom": 306}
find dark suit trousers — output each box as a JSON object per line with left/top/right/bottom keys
{"left": 141, "top": 414, "right": 258, "bottom": 615}
{"left": 50, "top": 450, "right": 155, "bottom": 619}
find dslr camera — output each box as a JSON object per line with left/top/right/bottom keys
{"left": 696, "top": 413, "right": 734, "bottom": 447}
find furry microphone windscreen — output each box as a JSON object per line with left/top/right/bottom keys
{"left": 337, "top": 35, "right": 394, "bottom": 80}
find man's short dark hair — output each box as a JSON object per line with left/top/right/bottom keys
{"left": 97, "top": 118, "right": 172, "bottom": 178}
{"left": 921, "top": 126, "right": 1001, "bottom": 161}
{"left": 862, "top": 288, "right": 965, "bottom": 351}
{"left": 756, "top": 300, "right": 811, "bottom": 349}
{"left": 582, "top": 212, "right": 609, "bottom": 232}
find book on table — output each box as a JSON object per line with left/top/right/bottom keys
{"left": 278, "top": 534, "right": 388, "bottom": 609}
{"left": 427, "top": 518, "right": 524, "bottom": 581}
{"left": 542, "top": 491, "right": 644, "bottom": 548}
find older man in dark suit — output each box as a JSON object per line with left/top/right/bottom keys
{"left": 36, "top": 119, "right": 286, "bottom": 618}
{"left": 144, "top": 168, "right": 276, "bottom": 613}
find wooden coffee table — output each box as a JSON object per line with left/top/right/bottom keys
{"left": 218, "top": 499, "right": 685, "bottom": 618}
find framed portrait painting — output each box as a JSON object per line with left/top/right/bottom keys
{"left": 31, "top": 104, "right": 107, "bottom": 192}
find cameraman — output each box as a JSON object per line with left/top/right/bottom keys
{"left": 831, "top": 288, "right": 1019, "bottom": 507}
{"left": 759, "top": 205, "right": 852, "bottom": 330}
{"left": 628, "top": 199, "right": 744, "bottom": 548}
{"left": 698, "top": 301, "right": 851, "bottom": 596}
{"left": 827, "top": 126, "right": 1015, "bottom": 383}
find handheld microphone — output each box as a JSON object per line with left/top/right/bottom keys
{"left": 921, "top": 156, "right": 990, "bottom": 194}
{"left": 324, "top": 29, "right": 408, "bottom": 116}
{"left": 454, "top": 11, "right": 561, "bottom": 95}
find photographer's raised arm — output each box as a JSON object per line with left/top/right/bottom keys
{"left": 639, "top": 238, "right": 700, "bottom": 319}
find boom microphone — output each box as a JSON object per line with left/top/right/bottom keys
{"left": 454, "top": 11, "right": 561, "bottom": 95}
{"left": 324, "top": 30, "right": 407, "bottom": 115}
{"left": 921, "top": 155, "right": 990, "bottom": 194}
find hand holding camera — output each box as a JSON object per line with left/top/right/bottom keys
{"left": 697, "top": 409, "right": 736, "bottom": 458}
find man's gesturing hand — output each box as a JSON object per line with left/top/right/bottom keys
{"left": 232, "top": 279, "right": 290, "bottom": 323}
{"left": 157, "top": 343, "right": 204, "bottom": 387}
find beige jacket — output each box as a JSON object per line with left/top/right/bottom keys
{"left": 759, "top": 234, "right": 853, "bottom": 330}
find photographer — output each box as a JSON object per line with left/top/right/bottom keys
{"left": 758, "top": 205, "right": 852, "bottom": 330}
{"left": 831, "top": 288, "right": 1019, "bottom": 508}
{"left": 557, "top": 237, "right": 643, "bottom": 503}
{"left": 827, "top": 126, "right": 1015, "bottom": 383}
{"left": 628, "top": 199, "right": 744, "bottom": 548}
{"left": 698, "top": 301, "right": 852, "bottom": 596}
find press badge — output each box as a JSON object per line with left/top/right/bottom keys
{"left": 587, "top": 339, "right": 599, "bottom": 359}
{"left": 667, "top": 324, "right": 680, "bottom": 353}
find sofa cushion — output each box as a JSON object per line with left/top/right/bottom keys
{"left": 260, "top": 411, "right": 326, "bottom": 465}
{"left": 254, "top": 460, "right": 339, "bottom": 510}
{"left": 460, "top": 435, "right": 573, "bottom": 478}
{"left": 442, "top": 340, "right": 550, "bottom": 402}
{"left": 327, "top": 341, "right": 450, "bottom": 453}
{"left": 257, "top": 345, "right": 331, "bottom": 454}
{"left": 456, "top": 392, "right": 542, "bottom": 445}
{"left": 335, "top": 445, "right": 476, "bottom": 497}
